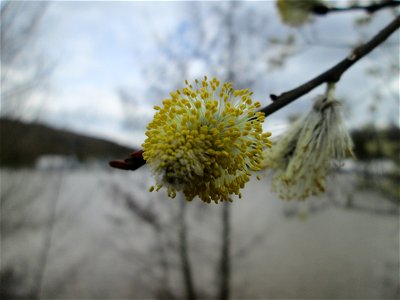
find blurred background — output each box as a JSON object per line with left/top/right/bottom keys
{"left": 1, "top": 0, "right": 399, "bottom": 299}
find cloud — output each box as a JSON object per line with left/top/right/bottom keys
{"left": 18, "top": 1, "right": 398, "bottom": 147}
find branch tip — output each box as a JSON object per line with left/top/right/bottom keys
{"left": 270, "top": 94, "right": 278, "bottom": 101}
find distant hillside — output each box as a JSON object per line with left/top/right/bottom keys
{"left": 0, "top": 118, "right": 134, "bottom": 167}
{"left": 2, "top": 118, "right": 398, "bottom": 168}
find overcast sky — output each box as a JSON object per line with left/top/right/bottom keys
{"left": 12, "top": 0, "right": 400, "bottom": 147}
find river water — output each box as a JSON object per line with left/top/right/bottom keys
{"left": 1, "top": 166, "right": 398, "bottom": 299}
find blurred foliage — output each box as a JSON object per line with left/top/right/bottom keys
{"left": 351, "top": 125, "right": 400, "bottom": 164}
{"left": 354, "top": 15, "right": 373, "bottom": 26}
{"left": 0, "top": 119, "right": 132, "bottom": 167}
{"left": 351, "top": 124, "right": 400, "bottom": 202}
{"left": 267, "top": 34, "right": 297, "bottom": 70}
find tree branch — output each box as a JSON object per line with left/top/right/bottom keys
{"left": 261, "top": 15, "right": 400, "bottom": 117}
{"left": 313, "top": 0, "right": 400, "bottom": 15}
{"left": 109, "top": 15, "right": 400, "bottom": 171}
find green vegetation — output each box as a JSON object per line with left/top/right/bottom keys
{"left": 351, "top": 125, "right": 400, "bottom": 202}
{"left": 351, "top": 125, "right": 400, "bottom": 164}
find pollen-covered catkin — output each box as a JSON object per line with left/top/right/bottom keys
{"left": 142, "top": 77, "right": 272, "bottom": 203}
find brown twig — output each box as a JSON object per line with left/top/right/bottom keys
{"left": 313, "top": 0, "right": 400, "bottom": 15}
{"left": 109, "top": 149, "right": 146, "bottom": 171}
{"left": 262, "top": 15, "right": 400, "bottom": 117}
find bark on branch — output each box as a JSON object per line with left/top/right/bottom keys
{"left": 261, "top": 15, "right": 400, "bottom": 117}
{"left": 313, "top": 0, "right": 400, "bottom": 15}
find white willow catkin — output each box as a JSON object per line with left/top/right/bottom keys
{"left": 262, "top": 95, "right": 354, "bottom": 200}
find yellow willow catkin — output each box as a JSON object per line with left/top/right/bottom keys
{"left": 142, "top": 77, "right": 272, "bottom": 204}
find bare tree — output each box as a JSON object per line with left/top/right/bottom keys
{"left": 1, "top": 1, "right": 52, "bottom": 119}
